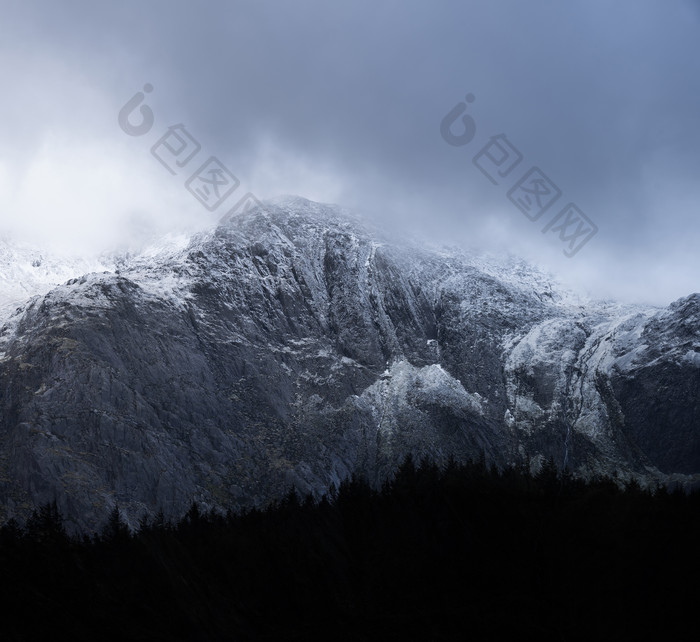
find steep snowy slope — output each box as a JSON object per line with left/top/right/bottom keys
{"left": 0, "top": 196, "right": 697, "bottom": 531}
{"left": 0, "top": 238, "right": 113, "bottom": 322}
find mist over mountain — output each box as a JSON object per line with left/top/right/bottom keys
{"left": 0, "top": 196, "right": 698, "bottom": 532}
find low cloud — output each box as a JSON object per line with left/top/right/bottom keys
{"left": 0, "top": 0, "right": 698, "bottom": 304}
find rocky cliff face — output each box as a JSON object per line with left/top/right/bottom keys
{"left": 1, "top": 196, "right": 698, "bottom": 531}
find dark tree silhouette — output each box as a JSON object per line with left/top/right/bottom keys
{"left": 0, "top": 454, "right": 698, "bottom": 640}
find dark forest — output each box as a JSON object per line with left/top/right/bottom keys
{"left": 1, "top": 456, "right": 698, "bottom": 641}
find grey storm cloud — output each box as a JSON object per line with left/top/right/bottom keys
{"left": 0, "top": 0, "right": 698, "bottom": 304}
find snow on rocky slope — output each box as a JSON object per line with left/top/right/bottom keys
{"left": 0, "top": 238, "right": 113, "bottom": 321}
{"left": 0, "top": 196, "right": 698, "bottom": 531}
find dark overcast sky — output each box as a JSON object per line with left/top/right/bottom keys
{"left": 1, "top": 0, "right": 699, "bottom": 304}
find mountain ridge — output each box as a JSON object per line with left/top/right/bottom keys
{"left": 0, "top": 196, "right": 698, "bottom": 531}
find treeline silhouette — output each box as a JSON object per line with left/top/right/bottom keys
{"left": 1, "top": 456, "right": 699, "bottom": 640}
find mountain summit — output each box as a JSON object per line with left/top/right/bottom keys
{"left": 1, "top": 196, "right": 698, "bottom": 531}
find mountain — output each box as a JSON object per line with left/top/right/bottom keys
{"left": 0, "top": 237, "right": 114, "bottom": 321}
{"left": 1, "top": 196, "right": 698, "bottom": 531}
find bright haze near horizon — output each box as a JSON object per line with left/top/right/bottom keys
{"left": 0, "top": 0, "right": 698, "bottom": 306}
